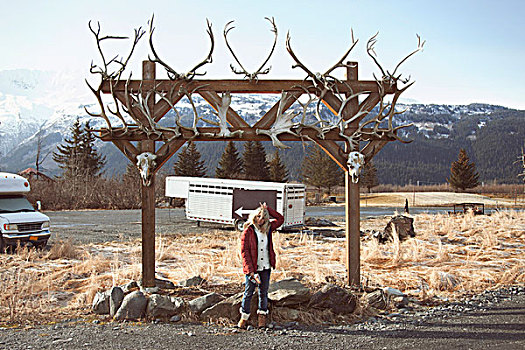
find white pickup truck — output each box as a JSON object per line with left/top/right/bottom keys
{"left": 0, "top": 172, "right": 51, "bottom": 250}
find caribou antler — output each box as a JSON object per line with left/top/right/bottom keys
{"left": 256, "top": 91, "right": 300, "bottom": 148}
{"left": 148, "top": 15, "right": 214, "bottom": 80}
{"left": 199, "top": 92, "right": 244, "bottom": 138}
{"left": 286, "top": 29, "right": 358, "bottom": 85}
{"left": 339, "top": 83, "right": 414, "bottom": 152}
{"left": 85, "top": 21, "right": 145, "bottom": 138}
{"left": 367, "top": 32, "right": 425, "bottom": 86}
{"left": 224, "top": 17, "right": 278, "bottom": 81}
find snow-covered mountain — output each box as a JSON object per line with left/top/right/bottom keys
{"left": 0, "top": 69, "right": 517, "bottom": 177}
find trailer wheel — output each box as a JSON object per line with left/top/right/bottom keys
{"left": 234, "top": 219, "right": 245, "bottom": 232}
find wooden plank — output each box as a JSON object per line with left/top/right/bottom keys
{"left": 154, "top": 139, "right": 187, "bottom": 172}
{"left": 361, "top": 139, "right": 389, "bottom": 161}
{"left": 99, "top": 126, "right": 398, "bottom": 143}
{"left": 102, "top": 79, "right": 391, "bottom": 94}
{"left": 346, "top": 62, "right": 360, "bottom": 287}
{"left": 153, "top": 92, "right": 184, "bottom": 123}
{"left": 113, "top": 91, "right": 152, "bottom": 128}
{"left": 111, "top": 140, "right": 139, "bottom": 162}
{"left": 141, "top": 61, "right": 156, "bottom": 288}
{"left": 198, "top": 91, "right": 250, "bottom": 128}
{"left": 314, "top": 140, "right": 347, "bottom": 171}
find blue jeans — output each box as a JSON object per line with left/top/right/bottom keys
{"left": 241, "top": 269, "right": 271, "bottom": 314}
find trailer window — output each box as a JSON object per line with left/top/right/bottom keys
{"left": 0, "top": 196, "right": 35, "bottom": 213}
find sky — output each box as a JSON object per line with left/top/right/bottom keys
{"left": 1, "top": 0, "right": 524, "bottom": 109}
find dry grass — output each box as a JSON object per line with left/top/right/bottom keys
{"left": 0, "top": 210, "right": 523, "bottom": 326}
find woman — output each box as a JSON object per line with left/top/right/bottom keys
{"left": 238, "top": 202, "right": 284, "bottom": 329}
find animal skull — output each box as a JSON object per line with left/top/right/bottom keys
{"left": 347, "top": 151, "right": 365, "bottom": 184}
{"left": 136, "top": 152, "right": 157, "bottom": 186}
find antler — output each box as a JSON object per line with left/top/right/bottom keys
{"left": 256, "top": 91, "right": 300, "bottom": 148}
{"left": 286, "top": 29, "right": 358, "bottom": 84}
{"left": 367, "top": 32, "right": 425, "bottom": 86}
{"left": 202, "top": 92, "right": 244, "bottom": 138}
{"left": 85, "top": 21, "right": 145, "bottom": 138}
{"left": 224, "top": 17, "right": 278, "bottom": 81}
{"left": 148, "top": 15, "right": 214, "bottom": 80}
{"left": 340, "top": 83, "right": 414, "bottom": 152}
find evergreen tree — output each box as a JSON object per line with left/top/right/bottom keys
{"left": 360, "top": 160, "right": 379, "bottom": 193}
{"left": 268, "top": 149, "right": 289, "bottom": 182}
{"left": 242, "top": 141, "right": 270, "bottom": 181}
{"left": 215, "top": 141, "right": 243, "bottom": 179}
{"left": 52, "top": 118, "right": 106, "bottom": 179}
{"left": 301, "top": 144, "right": 343, "bottom": 195}
{"left": 447, "top": 149, "right": 480, "bottom": 191}
{"left": 173, "top": 141, "right": 207, "bottom": 177}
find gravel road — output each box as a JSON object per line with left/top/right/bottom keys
{"left": 46, "top": 208, "right": 222, "bottom": 244}
{"left": 0, "top": 288, "right": 523, "bottom": 349}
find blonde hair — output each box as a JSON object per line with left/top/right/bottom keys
{"left": 243, "top": 205, "right": 270, "bottom": 233}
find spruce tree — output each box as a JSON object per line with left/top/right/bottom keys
{"left": 360, "top": 160, "right": 379, "bottom": 193}
{"left": 301, "top": 144, "right": 343, "bottom": 195}
{"left": 447, "top": 149, "right": 480, "bottom": 191}
{"left": 173, "top": 141, "right": 207, "bottom": 177}
{"left": 268, "top": 149, "right": 289, "bottom": 182}
{"left": 53, "top": 118, "right": 106, "bottom": 179}
{"left": 216, "top": 141, "right": 243, "bottom": 179}
{"left": 242, "top": 141, "right": 270, "bottom": 181}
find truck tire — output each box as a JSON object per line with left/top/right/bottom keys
{"left": 235, "top": 219, "right": 245, "bottom": 232}
{"left": 0, "top": 235, "right": 4, "bottom": 253}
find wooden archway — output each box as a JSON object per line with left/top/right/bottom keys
{"left": 86, "top": 20, "right": 422, "bottom": 287}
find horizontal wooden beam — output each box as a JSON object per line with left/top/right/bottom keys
{"left": 101, "top": 79, "right": 393, "bottom": 95}
{"left": 98, "top": 126, "right": 399, "bottom": 143}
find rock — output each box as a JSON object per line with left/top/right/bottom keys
{"left": 189, "top": 293, "right": 225, "bottom": 314}
{"left": 378, "top": 215, "right": 415, "bottom": 243}
{"left": 170, "top": 315, "right": 181, "bottom": 322}
{"left": 308, "top": 284, "right": 357, "bottom": 314}
{"left": 383, "top": 287, "right": 405, "bottom": 297}
{"left": 114, "top": 291, "right": 148, "bottom": 321}
{"left": 92, "top": 291, "right": 110, "bottom": 315}
{"left": 180, "top": 275, "right": 205, "bottom": 287}
{"left": 121, "top": 281, "right": 138, "bottom": 293}
{"left": 155, "top": 278, "right": 176, "bottom": 289}
{"left": 305, "top": 217, "right": 337, "bottom": 227}
{"left": 109, "top": 286, "right": 124, "bottom": 317}
{"left": 146, "top": 294, "right": 185, "bottom": 318}
{"left": 273, "top": 307, "right": 301, "bottom": 321}
{"left": 268, "top": 278, "right": 310, "bottom": 306}
{"left": 201, "top": 291, "right": 258, "bottom": 321}
{"left": 366, "top": 289, "right": 388, "bottom": 310}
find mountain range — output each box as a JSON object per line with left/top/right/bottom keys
{"left": 0, "top": 69, "right": 523, "bottom": 185}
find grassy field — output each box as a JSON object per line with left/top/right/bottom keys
{"left": 0, "top": 207, "right": 523, "bottom": 326}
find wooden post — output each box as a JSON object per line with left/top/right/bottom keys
{"left": 141, "top": 61, "right": 156, "bottom": 288}
{"left": 345, "top": 62, "right": 360, "bottom": 287}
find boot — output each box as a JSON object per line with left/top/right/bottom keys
{"left": 257, "top": 309, "right": 268, "bottom": 328}
{"left": 238, "top": 308, "right": 250, "bottom": 329}
{"left": 237, "top": 318, "right": 249, "bottom": 329}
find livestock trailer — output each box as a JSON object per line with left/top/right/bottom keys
{"left": 165, "top": 176, "right": 305, "bottom": 230}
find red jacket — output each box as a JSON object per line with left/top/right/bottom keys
{"left": 240, "top": 206, "right": 284, "bottom": 275}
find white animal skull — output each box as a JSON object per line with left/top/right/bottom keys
{"left": 136, "top": 152, "right": 157, "bottom": 186}
{"left": 347, "top": 151, "right": 365, "bottom": 184}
